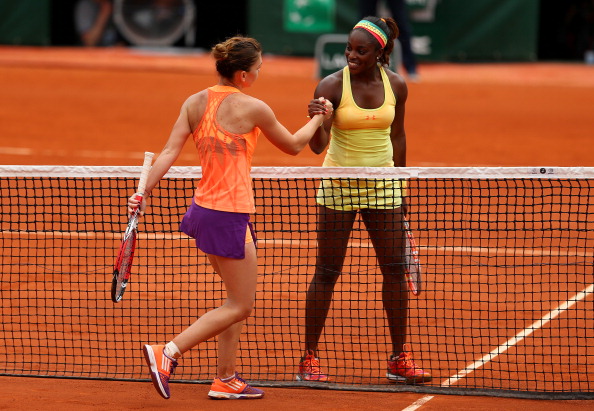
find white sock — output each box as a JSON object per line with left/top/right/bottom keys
{"left": 220, "top": 373, "right": 236, "bottom": 382}
{"left": 164, "top": 341, "right": 182, "bottom": 359}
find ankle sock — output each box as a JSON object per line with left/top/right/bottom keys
{"left": 164, "top": 341, "right": 182, "bottom": 359}
{"left": 220, "top": 373, "right": 236, "bottom": 382}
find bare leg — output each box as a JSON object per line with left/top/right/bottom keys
{"left": 303, "top": 205, "right": 356, "bottom": 356}
{"left": 361, "top": 207, "right": 407, "bottom": 355}
{"left": 216, "top": 321, "right": 243, "bottom": 378}
{"left": 211, "top": 249, "right": 244, "bottom": 377}
{"left": 171, "top": 242, "right": 258, "bottom": 377}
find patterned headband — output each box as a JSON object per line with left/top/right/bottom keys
{"left": 353, "top": 19, "right": 387, "bottom": 48}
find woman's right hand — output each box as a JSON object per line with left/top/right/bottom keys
{"left": 127, "top": 193, "right": 147, "bottom": 216}
{"left": 308, "top": 97, "right": 331, "bottom": 119}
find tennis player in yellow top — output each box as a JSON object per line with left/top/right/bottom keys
{"left": 297, "top": 16, "right": 431, "bottom": 384}
{"left": 127, "top": 36, "right": 332, "bottom": 400}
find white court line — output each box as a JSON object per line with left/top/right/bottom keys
{"left": 423, "top": 245, "right": 594, "bottom": 258}
{"left": 3, "top": 232, "right": 591, "bottom": 258}
{"left": 0, "top": 146, "right": 141, "bottom": 158}
{"left": 0, "top": 146, "right": 197, "bottom": 162}
{"left": 402, "top": 283, "right": 594, "bottom": 410}
{"left": 2, "top": 230, "right": 591, "bottom": 408}
{"left": 401, "top": 395, "right": 435, "bottom": 411}
{"left": 442, "top": 282, "right": 594, "bottom": 386}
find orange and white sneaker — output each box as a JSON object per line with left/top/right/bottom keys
{"left": 142, "top": 344, "right": 178, "bottom": 399}
{"left": 208, "top": 373, "right": 264, "bottom": 400}
{"left": 296, "top": 350, "right": 329, "bottom": 382}
{"left": 387, "top": 344, "right": 431, "bottom": 384}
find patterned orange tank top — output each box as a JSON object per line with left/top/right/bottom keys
{"left": 192, "top": 85, "right": 260, "bottom": 213}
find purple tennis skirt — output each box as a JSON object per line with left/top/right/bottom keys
{"left": 179, "top": 200, "right": 257, "bottom": 259}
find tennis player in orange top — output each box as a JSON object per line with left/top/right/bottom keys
{"left": 127, "top": 36, "right": 332, "bottom": 400}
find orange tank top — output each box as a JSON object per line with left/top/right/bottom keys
{"left": 192, "top": 85, "right": 260, "bottom": 213}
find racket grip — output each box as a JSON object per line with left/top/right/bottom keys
{"left": 137, "top": 152, "right": 154, "bottom": 196}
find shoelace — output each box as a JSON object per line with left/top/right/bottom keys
{"left": 398, "top": 353, "right": 421, "bottom": 372}
{"left": 168, "top": 358, "right": 178, "bottom": 375}
{"left": 305, "top": 356, "right": 323, "bottom": 374}
{"left": 231, "top": 374, "right": 262, "bottom": 394}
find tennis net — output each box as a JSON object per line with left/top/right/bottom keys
{"left": 1, "top": 165, "right": 593, "bottom": 399}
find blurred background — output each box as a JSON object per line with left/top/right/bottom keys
{"left": 1, "top": 0, "right": 593, "bottom": 168}
{"left": 1, "top": 0, "right": 593, "bottom": 63}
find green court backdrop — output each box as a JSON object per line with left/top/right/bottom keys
{"left": 409, "top": 0, "right": 539, "bottom": 61}
{"left": 0, "top": 0, "right": 539, "bottom": 64}
{"left": 248, "top": 0, "right": 358, "bottom": 56}
{"left": 248, "top": 0, "right": 539, "bottom": 62}
{"left": 0, "top": 0, "right": 51, "bottom": 45}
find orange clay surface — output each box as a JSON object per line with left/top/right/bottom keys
{"left": 1, "top": 46, "right": 594, "bottom": 410}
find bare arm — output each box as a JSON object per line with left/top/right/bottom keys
{"left": 389, "top": 72, "right": 408, "bottom": 167}
{"left": 254, "top": 99, "right": 331, "bottom": 156}
{"left": 128, "top": 99, "right": 193, "bottom": 213}
{"left": 387, "top": 71, "right": 409, "bottom": 214}
{"left": 308, "top": 72, "right": 342, "bottom": 154}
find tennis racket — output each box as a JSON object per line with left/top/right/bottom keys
{"left": 111, "top": 151, "right": 154, "bottom": 303}
{"left": 403, "top": 216, "right": 422, "bottom": 296}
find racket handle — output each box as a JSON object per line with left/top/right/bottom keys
{"left": 137, "top": 152, "right": 154, "bottom": 196}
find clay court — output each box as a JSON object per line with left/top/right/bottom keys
{"left": 1, "top": 47, "right": 594, "bottom": 410}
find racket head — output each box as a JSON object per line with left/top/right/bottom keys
{"left": 403, "top": 218, "right": 422, "bottom": 296}
{"left": 111, "top": 209, "right": 139, "bottom": 303}
{"left": 111, "top": 151, "right": 153, "bottom": 303}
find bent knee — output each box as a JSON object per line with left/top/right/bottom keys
{"left": 237, "top": 305, "right": 253, "bottom": 321}
{"left": 226, "top": 303, "right": 254, "bottom": 322}
{"left": 314, "top": 266, "right": 342, "bottom": 284}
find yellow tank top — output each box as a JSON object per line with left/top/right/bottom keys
{"left": 317, "top": 65, "right": 404, "bottom": 210}
{"left": 192, "top": 85, "right": 260, "bottom": 213}
{"left": 323, "top": 65, "right": 396, "bottom": 167}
